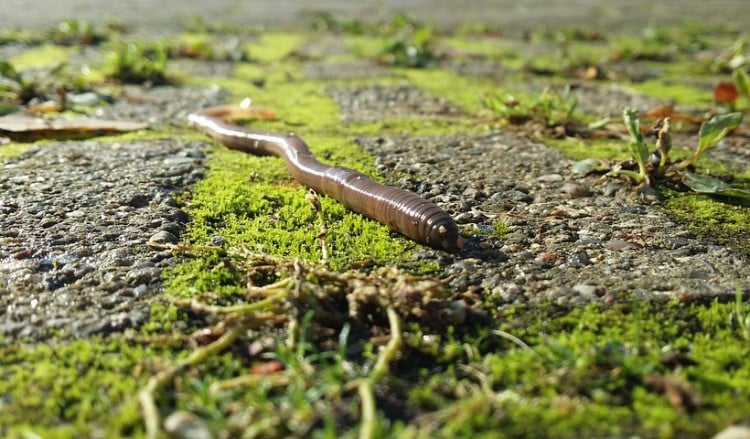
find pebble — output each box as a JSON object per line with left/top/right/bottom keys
{"left": 572, "top": 284, "right": 600, "bottom": 298}
{"left": 148, "top": 230, "right": 179, "bottom": 246}
{"left": 713, "top": 426, "right": 750, "bottom": 439}
{"left": 163, "top": 411, "right": 214, "bottom": 439}
{"left": 560, "top": 182, "right": 591, "bottom": 198}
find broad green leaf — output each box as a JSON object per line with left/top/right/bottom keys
{"left": 683, "top": 172, "right": 750, "bottom": 200}
{"left": 622, "top": 108, "right": 649, "bottom": 172}
{"left": 733, "top": 68, "right": 750, "bottom": 101}
{"left": 623, "top": 108, "right": 643, "bottom": 144}
{"left": 698, "top": 112, "right": 743, "bottom": 151}
{"left": 0, "top": 60, "right": 21, "bottom": 81}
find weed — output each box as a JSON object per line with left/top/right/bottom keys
{"left": 378, "top": 25, "right": 438, "bottom": 68}
{"left": 483, "top": 86, "right": 581, "bottom": 136}
{"left": 46, "top": 18, "right": 107, "bottom": 46}
{"left": 105, "top": 41, "right": 172, "bottom": 85}
{"left": 730, "top": 285, "right": 750, "bottom": 341}
{"left": 0, "top": 59, "right": 88, "bottom": 105}
{"left": 598, "top": 109, "right": 749, "bottom": 200}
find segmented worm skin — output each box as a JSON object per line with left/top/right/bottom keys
{"left": 188, "top": 106, "right": 464, "bottom": 252}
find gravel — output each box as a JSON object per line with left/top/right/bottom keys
{"left": 0, "top": 138, "right": 206, "bottom": 340}
{"left": 334, "top": 84, "right": 750, "bottom": 306}
{"left": 328, "top": 84, "right": 462, "bottom": 123}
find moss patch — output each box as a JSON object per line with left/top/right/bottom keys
{"left": 0, "top": 338, "right": 153, "bottom": 437}
{"left": 394, "top": 299, "right": 750, "bottom": 438}
{"left": 664, "top": 191, "right": 750, "bottom": 257}
{"left": 7, "top": 44, "right": 74, "bottom": 69}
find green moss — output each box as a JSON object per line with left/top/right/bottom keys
{"left": 628, "top": 79, "right": 712, "bottom": 107}
{"left": 0, "top": 142, "right": 35, "bottom": 161}
{"left": 7, "top": 44, "right": 73, "bottom": 69}
{"left": 664, "top": 191, "right": 750, "bottom": 257}
{"left": 399, "top": 299, "right": 750, "bottom": 438}
{"left": 245, "top": 32, "right": 303, "bottom": 63}
{"left": 441, "top": 36, "right": 522, "bottom": 60}
{"left": 0, "top": 338, "right": 154, "bottom": 437}
{"left": 174, "top": 141, "right": 416, "bottom": 274}
{"left": 546, "top": 137, "right": 631, "bottom": 161}
{"left": 493, "top": 220, "right": 510, "bottom": 239}
{"left": 403, "top": 68, "right": 497, "bottom": 114}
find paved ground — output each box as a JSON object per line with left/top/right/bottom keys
{"left": 3, "top": 0, "right": 750, "bottom": 32}
{"left": 2, "top": 0, "right": 750, "bottom": 342}
{"left": 2, "top": 2, "right": 750, "bottom": 437}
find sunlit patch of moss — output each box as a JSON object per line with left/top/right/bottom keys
{"left": 0, "top": 142, "right": 35, "bottom": 162}
{"left": 664, "top": 190, "right": 750, "bottom": 257}
{"left": 628, "top": 79, "right": 712, "bottom": 107}
{"left": 402, "top": 68, "right": 498, "bottom": 114}
{"left": 176, "top": 141, "right": 415, "bottom": 274}
{"left": 245, "top": 32, "right": 303, "bottom": 63}
{"left": 7, "top": 44, "right": 74, "bottom": 69}
{"left": 397, "top": 299, "right": 750, "bottom": 438}
{"left": 441, "top": 36, "right": 521, "bottom": 61}
{"left": 493, "top": 220, "right": 510, "bottom": 239}
{"left": 0, "top": 338, "right": 154, "bottom": 437}
{"left": 545, "top": 137, "right": 631, "bottom": 161}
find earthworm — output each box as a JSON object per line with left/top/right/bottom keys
{"left": 187, "top": 105, "right": 463, "bottom": 252}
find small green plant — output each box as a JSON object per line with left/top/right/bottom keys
{"left": 733, "top": 67, "right": 750, "bottom": 104}
{"left": 730, "top": 285, "right": 750, "bottom": 341}
{"left": 378, "top": 25, "right": 438, "bottom": 68}
{"left": 483, "top": 86, "right": 579, "bottom": 131}
{"left": 0, "top": 60, "right": 88, "bottom": 106}
{"left": 712, "top": 36, "right": 748, "bottom": 73}
{"left": 0, "top": 60, "right": 36, "bottom": 104}
{"left": 604, "top": 109, "right": 748, "bottom": 199}
{"left": 105, "top": 41, "right": 171, "bottom": 85}
{"left": 47, "top": 18, "right": 107, "bottom": 45}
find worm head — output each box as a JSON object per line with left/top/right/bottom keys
{"left": 432, "top": 223, "right": 464, "bottom": 253}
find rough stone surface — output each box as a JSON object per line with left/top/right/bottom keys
{"left": 329, "top": 84, "right": 463, "bottom": 123}
{"left": 350, "top": 122, "right": 750, "bottom": 305}
{"left": 0, "top": 139, "right": 206, "bottom": 340}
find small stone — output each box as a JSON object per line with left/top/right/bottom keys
{"left": 568, "top": 250, "right": 591, "bottom": 267}
{"left": 560, "top": 182, "right": 591, "bottom": 198}
{"left": 537, "top": 173, "right": 563, "bottom": 183}
{"left": 536, "top": 252, "right": 558, "bottom": 266}
{"left": 163, "top": 411, "right": 213, "bottom": 439}
{"left": 713, "top": 426, "right": 750, "bottom": 439}
{"left": 572, "top": 284, "right": 600, "bottom": 298}
{"left": 134, "top": 284, "right": 148, "bottom": 297}
{"left": 148, "top": 231, "right": 178, "bottom": 247}
{"left": 604, "top": 239, "right": 636, "bottom": 251}
{"left": 209, "top": 235, "right": 227, "bottom": 247}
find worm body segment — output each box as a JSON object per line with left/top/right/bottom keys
{"left": 188, "top": 106, "right": 463, "bottom": 252}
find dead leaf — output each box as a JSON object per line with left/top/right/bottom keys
{"left": 645, "top": 374, "right": 699, "bottom": 412}
{"left": 714, "top": 81, "right": 739, "bottom": 105}
{"left": 250, "top": 360, "right": 285, "bottom": 375}
{"left": 642, "top": 104, "right": 703, "bottom": 124}
{"left": 0, "top": 113, "right": 148, "bottom": 142}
